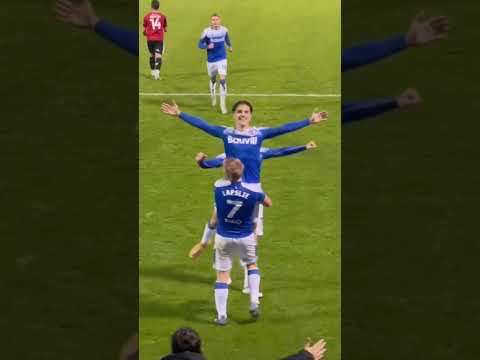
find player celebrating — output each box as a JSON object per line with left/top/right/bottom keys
{"left": 143, "top": 0, "right": 167, "bottom": 80}
{"left": 212, "top": 158, "right": 272, "bottom": 325}
{"left": 198, "top": 14, "right": 233, "bottom": 114}
{"left": 161, "top": 100, "right": 327, "bottom": 292}
{"left": 192, "top": 142, "right": 317, "bottom": 295}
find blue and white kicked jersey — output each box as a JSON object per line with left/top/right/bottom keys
{"left": 198, "top": 26, "right": 231, "bottom": 63}
{"left": 214, "top": 179, "right": 265, "bottom": 238}
{"left": 178, "top": 113, "right": 311, "bottom": 184}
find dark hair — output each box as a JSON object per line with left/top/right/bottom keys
{"left": 171, "top": 327, "right": 202, "bottom": 354}
{"left": 212, "top": 13, "right": 220, "bottom": 18}
{"left": 151, "top": 0, "right": 160, "bottom": 10}
{"left": 232, "top": 100, "right": 253, "bottom": 113}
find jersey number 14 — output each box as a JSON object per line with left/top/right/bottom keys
{"left": 150, "top": 17, "right": 162, "bottom": 30}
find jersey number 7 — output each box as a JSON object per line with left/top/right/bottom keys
{"left": 226, "top": 200, "right": 243, "bottom": 218}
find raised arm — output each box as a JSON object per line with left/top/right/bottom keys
{"left": 161, "top": 102, "right": 225, "bottom": 138}
{"left": 260, "top": 111, "right": 328, "bottom": 140}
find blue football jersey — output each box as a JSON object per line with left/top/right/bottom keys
{"left": 214, "top": 180, "right": 265, "bottom": 238}
{"left": 179, "top": 112, "right": 311, "bottom": 184}
{"left": 199, "top": 26, "right": 231, "bottom": 63}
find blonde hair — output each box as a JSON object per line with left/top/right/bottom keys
{"left": 223, "top": 158, "right": 244, "bottom": 182}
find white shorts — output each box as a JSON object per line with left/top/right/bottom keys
{"left": 214, "top": 233, "right": 257, "bottom": 272}
{"left": 207, "top": 59, "right": 228, "bottom": 77}
{"left": 243, "top": 183, "right": 264, "bottom": 236}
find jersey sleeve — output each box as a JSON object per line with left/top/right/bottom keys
{"left": 94, "top": 20, "right": 138, "bottom": 56}
{"left": 262, "top": 145, "right": 307, "bottom": 159}
{"left": 198, "top": 30, "right": 209, "bottom": 49}
{"left": 259, "top": 119, "right": 310, "bottom": 139}
{"left": 163, "top": 16, "right": 168, "bottom": 32}
{"left": 255, "top": 191, "right": 266, "bottom": 204}
{"left": 179, "top": 112, "right": 225, "bottom": 138}
{"left": 342, "top": 35, "right": 408, "bottom": 72}
{"left": 143, "top": 15, "right": 148, "bottom": 29}
{"left": 225, "top": 32, "right": 232, "bottom": 47}
{"left": 342, "top": 99, "right": 398, "bottom": 123}
{"left": 199, "top": 154, "right": 226, "bottom": 169}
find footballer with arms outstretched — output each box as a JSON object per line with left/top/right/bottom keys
{"left": 143, "top": 0, "right": 167, "bottom": 80}
{"left": 161, "top": 99, "right": 327, "bottom": 293}
{"left": 212, "top": 158, "right": 272, "bottom": 325}
{"left": 198, "top": 14, "right": 233, "bottom": 114}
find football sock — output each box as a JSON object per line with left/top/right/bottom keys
{"left": 149, "top": 56, "right": 155, "bottom": 70}
{"left": 215, "top": 282, "right": 229, "bottom": 318}
{"left": 201, "top": 222, "right": 216, "bottom": 245}
{"left": 220, "top": 79, "right": 227, "bottom": 98}
{"left": 243, "top": 265, "right": 249, "bottom": 289}
{"left": 248, "top": 269, "right": 260, "bottom": 304}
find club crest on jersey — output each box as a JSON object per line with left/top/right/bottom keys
{"left": 227, "top": 135, "right": 258, "bottom": 145}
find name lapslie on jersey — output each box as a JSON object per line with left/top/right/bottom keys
{"left": 227, "top": 135, "right": 258, "bottom": 145}
{"left": 222, "top": 189, "right": 251, "bottom": 199}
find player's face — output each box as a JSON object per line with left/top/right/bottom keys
{"left": 211, "top": 16, "right": 221, "bottom": 29}
{"left": 233, "top": 105, "right": 252, "bottom": 129}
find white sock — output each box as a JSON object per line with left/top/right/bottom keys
{"left": 220, "top": 80, "right": 227, "bottom": 104}
{"left": 214, "top": 282, "right": 229, "bottom": 318}
{"left": 248, "top": 269, "right": 260, "bottom": 304}
{"left": 243, "top": 265, "right": 249, "bottom": 289}
{"left": 201, "top": 223, "right": 216, "bottom": 246}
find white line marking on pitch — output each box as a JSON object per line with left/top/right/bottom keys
{"left": 139, "top": 92, "right": 340, "bottom": 98}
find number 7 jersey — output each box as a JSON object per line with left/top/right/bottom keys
{"left": 214, "top": 179, "right": 266, "bottom": 238}
{"left": 143, "top": 11, "right": 167, "bottom": 41}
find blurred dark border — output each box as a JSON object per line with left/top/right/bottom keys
{"left": 0, "top": 1, "right": 138, "bottom": 359}
{"left": 342, "top": 1, "right": 478, "bottom": 359}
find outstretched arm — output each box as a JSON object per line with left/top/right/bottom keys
{"left": 53, "top": 0, "right": 138, "bottom": 56}
{"left": 94, "top": 21, "right": 138, "bottom": 55}
{"left": 161, "top": 101, "right": 225, "bottom": 138}
{"left": 342, "top": 12, "right": 449, "bottom": 72}
{"left": 195, "top": 152, "right": 225, "bottom": 169}
{"left": 261, "top": 112, "right": 328, "bottom": 139}
{"left": 262, "top": 141, "right": 316, "bottom": 160}
{"left": 342, "top": 35, "right": 407, "bottom": 72}
{"left": 342, "top": 88, "right": 422, "bottom": 123}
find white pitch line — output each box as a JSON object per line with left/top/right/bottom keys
{"left": 139, "top": 92, "right": 340, "bottom": 98}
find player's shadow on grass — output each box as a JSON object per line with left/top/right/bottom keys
{"left": 141, "top": 297, "right": 213, "bottom": 324}
{"left": 140, "top": 265, "right": 244, "bottom": 291}
{"left": 141, "top": 265, "right": 213, "bottom": 285}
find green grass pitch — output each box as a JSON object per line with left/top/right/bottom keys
{"left": 139, "top": 1, "right": 340, "bottom": 359}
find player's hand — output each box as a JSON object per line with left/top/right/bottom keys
{"left": 396, "top": 88, "right": 422, "bottom": 107}
{"left": 53, "top": 0, "right": 99, "bottom": 30}
{"left": 189, "top": 243, "right": 207, "bottom": 259}
{"left": 406, "top": 12, "right": 449, "bottom": 47}
{"left": 228, "top": 47, "right": 233, "bottom": 52}
{"left": 207, "top": 43, "right": 215, "bottom": 49}
{"left": 195, "top": 152, "right": 208, "bottom": 163}
{"left": 306, "top": 141, "right": 317, "bottom": 150}
{"left": 161, "top": 101, "right": 181, "bottom": 117}
{"left": 304, "top": 339, "right": 327, "bottom": 360}
{"left": 310, "top": 111, "right": 328, "bottom": 124}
